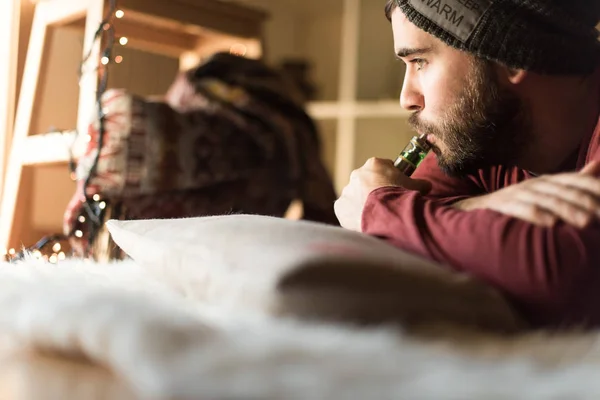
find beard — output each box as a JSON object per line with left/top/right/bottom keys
{"left": 408, "top": 60, "right": 531, "bottom": 177}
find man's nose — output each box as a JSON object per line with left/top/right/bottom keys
{"left": 399, "top": 76, "right": 424, "bottom": 112}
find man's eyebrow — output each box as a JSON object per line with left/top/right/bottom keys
{"left": 395, "top": 47, "right": 433, "bottom": 58}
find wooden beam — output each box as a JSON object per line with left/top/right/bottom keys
{"left": 0, "top": 2, "right": 53, "bottom": 249}
{"left": 118, "top": 0, "right": 268, "bottom": 39}
{"left": 40, "top": 0, "right": 89, "bottom": 27}
{"left": 307, "top": 101, "right": 410, "bottom": 120}
{"left": 67, "top": 16, "right": 200, "bottom": 58}
{"left": 10, "top": 101, "right": 410, "bottom": 171}
{"left": 0, "top": 0, "right": 20, "bottom": 203}
{"left": 19, "top": 131, "right": 84, "bottom": 166}
{"left": 113, "top": 18, "right": 199, "bottom": 57}
{"left": 334, "top": 0, "right": 360, "bottom": 193}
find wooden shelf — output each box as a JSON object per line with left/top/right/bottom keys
{"left": 63, "top": 0, "right": 268, "bottom": 60}
{"left": 18, "top": 99, "right": 410, "bottom": 168}
{"left": 19, "top": 131, "right": 84, "bottom": 166}
{"left": 17, "top": 98, "right": 409, "bottom": 168}
{"left": 116, "top": 0, "right": 268, "bottom": 39}
{"left": 307, "top": 100, "right": 409, "bottom": 120}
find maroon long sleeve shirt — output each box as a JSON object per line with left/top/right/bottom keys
{"left": 362, "top": 115, "right": 600, "bottom": 329}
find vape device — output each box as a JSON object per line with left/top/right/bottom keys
{"left": 393, "top": 134, "right": 431, "bottom": 176}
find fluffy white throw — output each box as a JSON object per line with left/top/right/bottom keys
{"left": 1, "top": 257, "right": 600, "bottom": 399}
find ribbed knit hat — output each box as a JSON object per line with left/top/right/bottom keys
{"left": 391, "top": 0, "right": 600, "bottom": 74}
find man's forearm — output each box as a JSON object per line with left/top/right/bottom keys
{"left": 362, "top": 186, "right": 600, "bottom": 327}
{"left": 449, "top": 195, "right": 486, "bottom": 211}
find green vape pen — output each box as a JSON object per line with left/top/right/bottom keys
{"left": 393, "top": 134, "right": 431, "bottom": 176}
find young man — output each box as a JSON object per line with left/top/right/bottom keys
{"left": 334, "top": 0, "right": 600, "bottom": 329}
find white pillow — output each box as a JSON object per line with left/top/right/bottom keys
{"left": 106, "top": 215, "right": 525, "bottom": 332}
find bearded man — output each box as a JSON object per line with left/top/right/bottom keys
{"left": 334, "top": 0, "right": 600, "bottom": 329}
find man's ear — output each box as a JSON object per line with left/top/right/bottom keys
{"left": 504, "top": 67, "right": 528, "bottom": 85}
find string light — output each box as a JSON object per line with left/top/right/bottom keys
{"left": 119, "top": 37, "right": 128, "bottom": 46}
{"left": 4, "top": 235, "right": 70, "bottom": 264}
{"left": 115, "top": 55, "right": 123, "bottom": 64}
{"left": 99, "top": 201, "right": 106, "bottom": 210}
{"left": 93, "top": 194, "right": 101, "bottom": 201}
{"left": 78, "top": 0, "right": 117, "bottom": 257}
{"left": 101, "top": 56, "right": 110, "bottom": 65}
{"left": 7, "top": 234, "right": 68, "bottom": 263}
{"left": 78, "top": 216, "right": 86, "bottom": 223}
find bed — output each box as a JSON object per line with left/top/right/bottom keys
{"left": 1, "top": 215, "right": 599, "bottom": 399}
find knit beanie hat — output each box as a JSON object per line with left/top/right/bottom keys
{"left": 391, "top": 0, "right": 600, "bottom": 75}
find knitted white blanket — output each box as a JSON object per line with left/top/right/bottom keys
{"left": 0, "top": 257, "right": 599, "bottom": 399}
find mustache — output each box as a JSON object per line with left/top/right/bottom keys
{"left": 407, "top": 112, "right": 421, "bottom": 131}
{"left": 408, "top": 111, "right": 420, "bottom": 126}
{"left": 408, "top": 112, "right": 437, "bottom": 136}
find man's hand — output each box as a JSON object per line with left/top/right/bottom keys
{"left": 454, "top": 161, "right": 600, "bottom": 228}
{"left": 334, "top": 158, "right": 431, "bottom": 231}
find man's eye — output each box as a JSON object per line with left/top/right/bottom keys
{"left": 410, "top": 59, "right": 426, "bottom": 70}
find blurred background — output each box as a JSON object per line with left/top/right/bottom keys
{"left": 0, "top": 0, "right": 416, "bottom": 252}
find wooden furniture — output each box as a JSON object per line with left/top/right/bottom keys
{"left": 0, "top": 0, "right": 267, "bottom": 251}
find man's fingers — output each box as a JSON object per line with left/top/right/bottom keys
{"left": 363, "top": 157, "right": 394, "bottom": 169}
{"left": 497, "top": 201, "right": 557, "bottom": 227}
{"left": 528, "top": 182, "right": 600, "bottom": 218}
{"left": 520, "top": 203, "right": 558, "bottom": 227}
{"left": 515, "top": 189, "right": 593, "bottom": 228}
{"left": 543, "top": 174, "right": 600, "bottom": 199}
